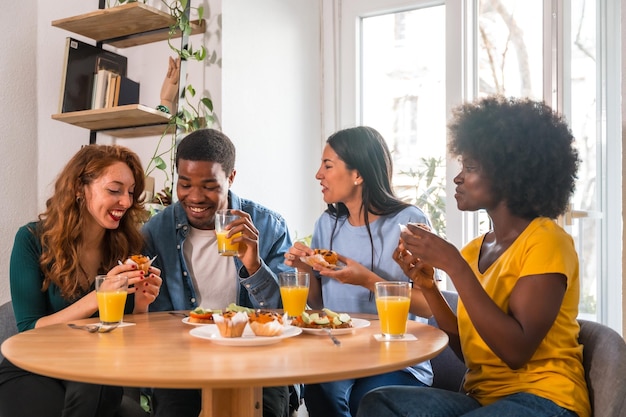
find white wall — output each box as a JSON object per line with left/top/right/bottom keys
{"left": 0, "top": 2, "right": 38, "bottom": 303}
{"left": 222, "top": 0, "right": 325, "bottom": 239}
{"left": 0, "top": 0, "right": 324, "bottom": 304}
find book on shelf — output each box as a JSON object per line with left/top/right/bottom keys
{"left": 105, "top": 73, "right": 119, "bottom": 108}
{"left": 92, "top": 69, "right": 126, "bottom": 110}
{"left": 91, "top": 69, "right": 109, "bottom": 110}
{"left": 58, "top": 37, "right": 127, "bottom": 113}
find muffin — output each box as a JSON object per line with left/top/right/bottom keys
{"left": 314, "top": 249, "right": 339, "bottom": 266}
{"left": 213, "top": 311, "right": 248, "bottom": 338}
{"left": 125, "top": 254, "right": 152, "bottom": 273}
{"left": 248, "top": 310, "right": 284, "bottom": 337}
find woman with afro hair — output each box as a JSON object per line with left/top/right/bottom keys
{"left": 357, "top": 96, "right": 590, "bottom": 417}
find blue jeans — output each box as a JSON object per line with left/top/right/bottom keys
{"left": 356, "top": 387, "right": 579, "bottom": 417}
{"left": 305, "top": 370, "right": 426, "bottom": 417}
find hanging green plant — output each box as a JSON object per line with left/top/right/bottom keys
{"left": 141, "top": 0, "right": 216, "bottom": 206}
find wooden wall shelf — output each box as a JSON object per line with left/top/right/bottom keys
{"left": 51, "top": 3, "right": 205, "bottom": 48}
{"left": 52, "top": 104, "right": 172, "bottom": 138}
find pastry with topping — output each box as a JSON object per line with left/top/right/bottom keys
{"left": 213, "top": 311, "right": 249, "bottom": 338}
{"left": 248, "top": 310, "right": 285, "bottom": 337}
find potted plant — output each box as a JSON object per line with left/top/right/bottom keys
{"left": 132, "top": 0, "right": 217, "bottom": 215}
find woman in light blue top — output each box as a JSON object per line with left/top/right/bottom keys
{"left": 285, "top": 126, "right": 434, "bottom": 417}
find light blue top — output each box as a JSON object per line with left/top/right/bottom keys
{"left": 312, "top": 205, "right": 434, "bottom": 385}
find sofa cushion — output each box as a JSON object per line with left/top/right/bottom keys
{"left": 0, "top": 301, "right": 17, "bottom": 362}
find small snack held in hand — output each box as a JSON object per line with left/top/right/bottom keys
{"left": 292, "top": 308, "right": 353, "bottom": 329}
{"left": 248, "top": 310, "right": 284, "bottom": 337}
{"left": 314, "top": 249, "right": 339, "bottom": 265}
{"left": 300, "top": 249, "right": 342, "bottom": 269}
{"left": 125, "top": 254, "right": 153, "bottom": 273}
{"left": 188, "top": 307, "right": 220, "bottom": 324}
{"left": 213, "top": 311, "right": 248, "bottom": 338}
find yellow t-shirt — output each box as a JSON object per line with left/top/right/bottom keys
{"left": 458, "top": 218, "right": 590, "bottom": 417}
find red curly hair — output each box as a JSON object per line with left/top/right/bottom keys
{"left": 38, "top": 145, "right": 146, "bottom": 299}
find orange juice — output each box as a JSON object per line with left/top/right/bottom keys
{"left": 376, "top": 296, "right": 410, "bottom": 337}
{"left": 216, "top": 231, "right": 242, "bottom": 256}
{"left": 97, "top": 291, "right": 127, "bottom": 324}
{"left": 280, "top": 286, "right": 309, "bottom": 317}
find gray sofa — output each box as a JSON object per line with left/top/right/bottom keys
{"left": 0, "top": 301, "right": 16, "bottom": 363}
{"left": 428, "top": 291, "right": 626, "bottom": 416}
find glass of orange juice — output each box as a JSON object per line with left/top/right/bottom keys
{"left": 279, "top": 272, "right": 310, "bottom": 318}
{"left": 375, "top": 281, "right": 411, "bottom": 339}
{"left": 215, "top": 209, "right": 242, "bottom": 256}
{"left": 95, "top": 275, "right": 128, "bottom": 326}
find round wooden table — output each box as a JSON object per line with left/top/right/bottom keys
{"left": 1, "top": 312, "right": 448, "bottom": 417}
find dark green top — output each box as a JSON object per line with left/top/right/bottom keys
{"left": 9, "top": 222, "right": 134, "bottom": 332}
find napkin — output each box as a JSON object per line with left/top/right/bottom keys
{"left": 373, "top": 333, "right": 418, "bottom": 342}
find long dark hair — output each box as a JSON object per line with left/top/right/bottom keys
{"left": 325, "top": 126, "right": 410, "bottom": 268}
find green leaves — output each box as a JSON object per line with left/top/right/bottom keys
{"left": 397, "top": 157, "right": 447, "bottom": 238}
{"left": 144, "top": 0, "right": 216, "bottom": 203}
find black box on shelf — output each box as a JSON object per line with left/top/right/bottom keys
{"left": 58, "top": 37, "right": 127, "bottom": 113}
{"left": 117, "top": 76, "right": 140, "bottom": 106}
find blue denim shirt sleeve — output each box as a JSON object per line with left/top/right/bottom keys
{"left": 143, "top": 191, "right": 294, "bottom": 312}
{"left": 231, "top": 192, "right": 294, "bottom": 309}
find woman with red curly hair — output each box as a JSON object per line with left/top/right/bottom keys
{"left": 0, "top": 144, "right": 162, "bottom": 417}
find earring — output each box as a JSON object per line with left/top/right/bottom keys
{"left": 76, "top": 196, "right": 82, "bottom": 204}
{"left": 354, "top": 181, "right": 358, "bottom": 186}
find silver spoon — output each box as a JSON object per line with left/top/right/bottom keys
{"left": 67, "top": 323, "right": 119, "bottom": 333}
{"left": 324, "top": 328, "right": 341, "bottom": 346}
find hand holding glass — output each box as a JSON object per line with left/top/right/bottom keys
{"left": 375, "top": 281, "right": 411, "bottom": 340}
{"left": 215, "top": 210, "right": 242, "bottom": 256}
{"left": 95, "top": 275, "right": 128, "bottom": 326}
{"left": 279, "top": 272, "right": 309, "bottom": 318}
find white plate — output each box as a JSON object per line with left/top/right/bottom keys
{"left": 298, "top": 318, "right": 371, "bottom": 335}
{"left": 189, "top": 324, "right": 302, "bottom": 346}
{"left": 182, "top": 317, "right": 212, "bottom": 326}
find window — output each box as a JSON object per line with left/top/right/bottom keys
{"left": 332, "top": 0, "right": 621, "bottom": 331}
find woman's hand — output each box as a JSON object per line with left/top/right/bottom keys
{"left": 393, "top": 241, "right": 437, "bottom": 290}
{"left": 399, "top": 223, "right": 462, "bottom": 273}
{"left": 130, "top": 265, "right": 162, "bottom": 313}
{"left": 283, "top": 241, "right": 315, "bottom": 273}
{"left": 106, "top": 263, "right": 162, "bottom": 313}
{"left": 313, "top": 255, "right": 373, "bottom": 288}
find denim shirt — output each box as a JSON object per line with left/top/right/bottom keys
{"left": 142, "top": 191, "right": 294, "bottom": 312}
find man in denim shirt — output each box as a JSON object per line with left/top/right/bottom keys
{"left": 142, "top": 128, "right": 294, "bottom": 417}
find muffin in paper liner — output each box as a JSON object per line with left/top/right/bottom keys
{"left": 248, "top": 311, "right": 285, "bottom": 337}
{"left": 124, "top": 255, "right": 157, "bottom": 273}
{"left": 213, "top": 311, "right": 248, "bottom": 338}
{"left": 249, "top": 319, "right": 284, "bottom": 337}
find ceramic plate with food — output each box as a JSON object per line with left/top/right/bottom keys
{"left": 189, "top": 324, "right": 302, "bottom": 346}
{"left": 182, "top": 317, "right": 211, "bottom": 326}
{"left": 299, "top": 318, "right": 371, "bottom": 335}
